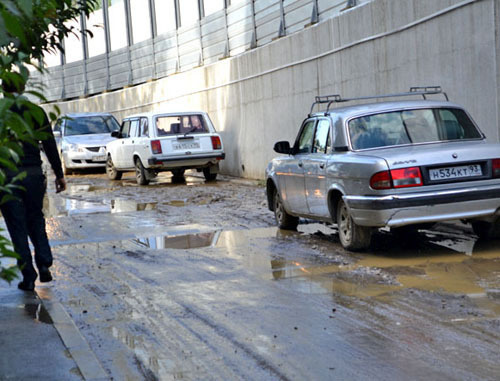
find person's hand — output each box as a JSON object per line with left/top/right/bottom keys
{"left": 55, "top": 177, "right": 66, "bottom": 193}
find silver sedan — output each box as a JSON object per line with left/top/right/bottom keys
{"left": 266, "top": 87, "right": 500, "bottom": 250}
{"left": 53, "top": 113, "right": 120, "bottom": 175}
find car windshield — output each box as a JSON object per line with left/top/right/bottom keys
{"left": 348, "top": 108, "right": 482, "bottom": 150}
{"left": 65, "top": 116, "right": 120, "bottom": 136}
{"left": 155, "top": 114, "right": 209, "bottom": 136}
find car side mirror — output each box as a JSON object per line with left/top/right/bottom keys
{"left": 111, "top": 131, "right": 120, "bottom": 138}
{"left": 274, "top": 141, "right": 291, "bottom": 154}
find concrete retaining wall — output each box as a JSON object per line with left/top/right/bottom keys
{"left": 45, "top": 0, "right": 500, "bottom": 179}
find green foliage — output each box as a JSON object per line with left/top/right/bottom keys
{"left": 0, "top": 0, "right": 97, "bottom": 283}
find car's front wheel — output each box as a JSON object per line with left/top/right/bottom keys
{"left": 61, "top": 156, "right": 72, "bottom": 176}
{"left": 106, "top": 156, "right": 122, "bottom": 180}
{"left": 336, "top": 198, "right": 372, "bottom": 251}
{"left": 273, "top": 188, "right": 299, "bottom": 230}
{"left": 135, "top": 158, "right": 150, "bottom": 185}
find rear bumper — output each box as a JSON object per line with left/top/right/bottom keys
{"left": 147, "top": 153, "right": 225, "bottom": 168}
{"left": 345, "top": 185, "right": 500, "bottom": 227}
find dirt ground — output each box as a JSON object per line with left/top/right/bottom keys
{"left": 33, "top": 170, "right": 500, "bottom": 380}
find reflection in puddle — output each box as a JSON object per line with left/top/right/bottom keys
{"left": 164, "top": 200, "right": 186, "bottom": 207}
{"left": 44, "top": 196, "right": 157, "bottom": 216}
{"left": 133, "top": 231, "right": 220, "bottom": 250}
{"left": 23, "top": 303, "right": 53, "bottom": 324}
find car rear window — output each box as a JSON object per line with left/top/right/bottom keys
{"left": 155, "top": 114, "right": 208, "bottom": 136}
{"left": 348, "top": 108, "right": 482, "bottom": 150}
{"left": 65, "top": 116, "right": 119, "bottom": 136}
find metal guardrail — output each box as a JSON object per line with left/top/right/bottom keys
{"left": 31, "top": 0, "right": 361, "bottom": 102}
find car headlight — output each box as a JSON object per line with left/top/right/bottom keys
{"left": 66, "top": 143, "right": 83, "bottom": 152}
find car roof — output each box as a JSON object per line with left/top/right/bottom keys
{"left": 311, "top": 100, "right": 465, "bottom": 120}
{"left": 123, "top": 111, "right": 208, "bottom": 119}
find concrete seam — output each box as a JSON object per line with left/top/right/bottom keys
{"left": 38, "top": 295, "right": 109, "bottom": 381}
{"left": 53, "top": 0, "right": 485, "bottom": 114}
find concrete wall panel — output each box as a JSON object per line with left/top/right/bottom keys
{"left": 39, "top": 0, "right": 499, "bottom": 179}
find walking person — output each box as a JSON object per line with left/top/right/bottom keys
{"left": 0, "top": 77, "right": 66, "bottom": 291}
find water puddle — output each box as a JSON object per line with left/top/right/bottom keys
{"left": 22, "top": 303, "right": 53, "bottom": 324}
{"left": 44, "top": 197, "right": 157, "bottom": 217}
{"left": 126, "top": 224, "right": 500, "bottom": 303}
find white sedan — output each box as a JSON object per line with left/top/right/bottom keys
{"left": 105, "top": 111, "right": 225, "bottom": 185}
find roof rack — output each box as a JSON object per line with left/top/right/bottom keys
{"left": 309, "top": 86, "right": 448, "bottom": 115}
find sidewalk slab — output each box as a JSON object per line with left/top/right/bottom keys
{"left": 0, "top": 285, "right": 83, "bottom": 381}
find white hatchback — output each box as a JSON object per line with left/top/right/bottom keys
{"left": 105, "top": 111, "right": 225, "bottom": 185}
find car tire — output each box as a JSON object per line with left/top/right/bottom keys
{"left": 135, "top": 158, "right": 150, "bottom": 186}
{"left": 336, "top": 198, "right": 372, "bottom": 251}
{"left": 203, "top": 168, "right": 217, "bottom": 182}
{"left": 62, "top": 157, "right": 72, "bottom": 176}
{"left": 273, "top": 188, "right": 299, "bottom": 230}
{"left": 106, "top": 156, "right": 122, "bottom": 180}
{"left": 172, "top": 169, "right": 185, "bottom": 178}
{"left": 471, "top": 219, "right": 500, "bottom": 239}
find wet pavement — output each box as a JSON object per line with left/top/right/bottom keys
{"left": 2, "top": 169, "right": 500, "bottom": 380}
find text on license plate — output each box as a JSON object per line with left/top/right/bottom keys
{"left": 429, "top": 164, "right": 482, "bottom": 180}
{"left": 93, "top": 155, "right": 106, "bottom": 161}
{"left": 173, "top": 142, "right": 200, "bottom": 150}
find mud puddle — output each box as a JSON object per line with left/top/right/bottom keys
{"left": 122, "top": 224, "right": 500, "bottom": 308}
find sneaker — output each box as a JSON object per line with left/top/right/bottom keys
{"left": 39, "top": 266, "right": 53, "bottom": 283}
{"left": 18, "top": 280, "right": 35, "bottom": 291}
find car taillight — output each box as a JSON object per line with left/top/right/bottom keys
{"left": 391, "top": 167, "right": 423, "bottom": 188}
{"left": 151, "top": 140, "right": 162, "bottom": 154}
{"left": 370, "top": 171, "right": 392, "bottom": 190}
{"left": 370, "top": 166, "right": 423, "bottom": 190}
{"left": 211, "top": 136, "right": 222, "bottom": 150}
{"left": 493, "top": 159, "right": 500, "bottom": 177}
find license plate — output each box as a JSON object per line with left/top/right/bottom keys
{"left": 93, "top": 155, "right": 106, "bottom": 162}
{"left": 429, "top": 164, "right": 482, "bottom": 180}
{"left": 173, "top": 142, "right": 200, "bottom": 150}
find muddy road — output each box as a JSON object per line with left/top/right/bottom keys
{"left": 36, "top": 170, "right": 500, "bottom": 380}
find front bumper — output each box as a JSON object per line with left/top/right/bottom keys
{"left": 345, "top": 184, "right": 500, "bottom": 227}
{"left": 63, "top": 151, "right": 107, "bottom": 169}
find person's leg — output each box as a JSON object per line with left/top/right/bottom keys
{"left": 25, "top": 172, "right": 53, "bottom": 272}
{"left": 0, "top": 196, "right": 37, "bottom": 283}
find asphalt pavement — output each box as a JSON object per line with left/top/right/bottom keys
{"left": 0, "top": 279, "right": 108, "bottom": 381}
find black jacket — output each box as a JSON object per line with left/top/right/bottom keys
{"left": 9, "top": 102, "right": 64, "bottom": 179}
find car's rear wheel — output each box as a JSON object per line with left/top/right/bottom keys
{"left": 203, "top": 167, "right": 217, "bottom": 182}
{"left": 273, "top": 188, "right": 299, "bottom": 230}
{"left": 337, "top": 198, "right": 372, "bottom": 251}
{"left": 172, "top": 169, "right": 185, "bottom": 178}
{"left": 471, "top": 219, "right": 500, "bottom": 239}
{"left": 106, "top": 156, "right": 122, "bottom": 180}
{"left": 135, "top": 158, "right": 149, "bottom": 185}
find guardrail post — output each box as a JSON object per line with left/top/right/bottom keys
{"left": 278, "top": 0, "right": 286, "bottom": 37}
{"left": 79, "top": 10, "right": 89, "bottom": 95}
{"left": 124, "top": 0, "right": 133, "bottom": 85}
{"left": 149, "top": 0, "right": 158, "bottom": 79}
{"left": 311, "top": 0, "right": 319, "bottom": 24}
{"left": 250, "top": 0, "right": 257, "bottom": 49}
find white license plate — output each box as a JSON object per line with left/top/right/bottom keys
{"left": 93, "top": 155, "right": 106, "bottom": 161}
{"left": 429, "top": 164, "right": 482, "bottom": 180}
{"left": 173, "top": 141, "right": 200, "bottom": 150}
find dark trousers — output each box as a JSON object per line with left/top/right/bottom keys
{"left": 0, "top": 167, "right": 52, "bottom": 282}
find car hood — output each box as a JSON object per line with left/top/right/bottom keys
{"left": 356, "top": 140, "right": 500, "bottom": 169}
{"left": 63, "top": 133, "right": 116, "bottom": 146}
